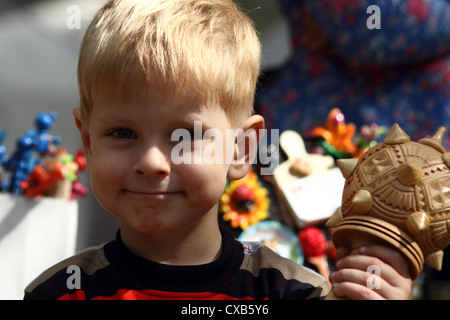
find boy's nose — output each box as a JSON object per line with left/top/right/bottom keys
{"left": 133, "top": 145, "right": 171, "bottom": 178}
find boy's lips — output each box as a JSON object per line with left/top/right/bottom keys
{"left": 123, "top": 189, "right": 184, "bottom": 198}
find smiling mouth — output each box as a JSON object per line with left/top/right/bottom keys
{"left": 124, "top": 190, "right": 184, "bottom": 198}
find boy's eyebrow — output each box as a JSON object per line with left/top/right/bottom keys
{"left": 94, "top": 108, "right": 219, "bottom": 129}
{"left": 96, "top": 113, "right": 128, "bottom": 124}
{"left": 92, "top": 113, "right": 141, "bottom": 130}
{"left": 173, "top": 116, "right": 215, "bottom": 130}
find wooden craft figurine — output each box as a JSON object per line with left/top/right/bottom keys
{"left": 327, "top": 124, "right": 450, "bottom": 284}
{"left": 273, "top": 130, "right": 337, "bottom": 227}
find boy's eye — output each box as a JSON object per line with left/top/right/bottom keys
{"left": 111, "top": 128, "right": 136, "bottom": 139}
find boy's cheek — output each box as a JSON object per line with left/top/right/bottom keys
{"left": 82, "top": 150, "right": 92, "bottom": 173}
{"left": 89, "top": 154, "right": 124, "bottom": 182}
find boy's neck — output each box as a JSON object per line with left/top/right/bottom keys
{"left": 119, "top": 216, "right": 223, "bottom": 266}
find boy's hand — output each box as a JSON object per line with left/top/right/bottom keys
{"left": 329, "top": 245, "right": 413, "bottom": 300}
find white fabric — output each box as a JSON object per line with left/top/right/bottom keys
{"left": 0, "top": 194, "right": 78, "bottom": 299}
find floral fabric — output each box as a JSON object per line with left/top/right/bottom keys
{"left": 256, "top": 0, "right": 450, "bottom": 146}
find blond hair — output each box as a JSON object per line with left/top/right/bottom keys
{"left": 78, "top": 0, "right": 261, "bottom": 126}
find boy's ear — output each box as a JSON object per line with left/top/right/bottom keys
{"left": 73, "top": 108, "right": 91, "bottom": 171}
{"left": 227, "top": 114, "right": 265, "bottom": 180}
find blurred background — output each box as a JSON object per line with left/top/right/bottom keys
{"left": 0, "top": 0, "right": 117, "bottom": 254}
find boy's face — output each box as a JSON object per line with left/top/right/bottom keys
{"left": 78, "top": 87, "right": 237, "bottom": 237}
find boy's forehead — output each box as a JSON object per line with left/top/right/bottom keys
{"left": 89, "top": 77, "right": 241, "bottom": 127}
{"left": 90, "top": 94, "right": 232, "bottom": 131}
{"left": 92, "top": 85, "right": 224, "bottom": 118}
{"left": 94, "top": 84, "right": 213, "bottom": 109}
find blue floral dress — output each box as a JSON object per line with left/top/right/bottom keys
{"left": 256, "top": 0, "right": 450, "bottom": 147}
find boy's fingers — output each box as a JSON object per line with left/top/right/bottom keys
{"left": 330, "top": 267, "right": 374, "bottom": 287}
{"left": 330, "top": 266, "right": 394, "bottom": 299}
{"left": 332, "top": 245, "right": 413, "bottom": 299}
{"left": 335, "top": 252, "right": 407, "bottom": 289}
{"left": 335, "top": 245, "right": 411, "bottom": 279}
{"left": 330, "top": 267, "right": 410, "bottom": 300}
{"left": 331, "top": 281, "right": 384, "bottom": 300}
{"left": 357, "top": 245, "right": 412, "bottom": 279}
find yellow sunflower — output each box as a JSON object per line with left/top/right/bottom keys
{"left": 220, "top": 170, "right": 270, "bottom": 230}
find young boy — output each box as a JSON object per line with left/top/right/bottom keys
{"left": 24, "top": 0, "right": 412, "bottom": 300}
